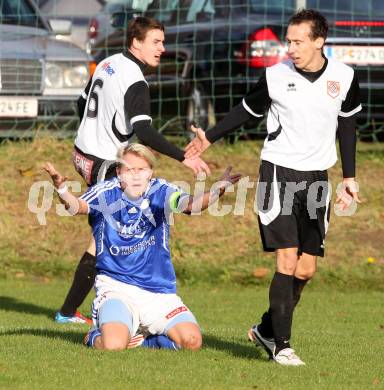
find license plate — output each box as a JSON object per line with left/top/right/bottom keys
{"left": 0, "top": 97, "right": 38, "bottom": 118}
{"left": 325, "top": 45, "right": 384, "bottom": 65}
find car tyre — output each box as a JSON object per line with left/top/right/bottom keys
{"left": 185, "top": 85, "right": 215, "bottom": 141}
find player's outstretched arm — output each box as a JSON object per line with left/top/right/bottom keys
{"left": 182, "top": 156, "right": 211, "bottom": 175}
{"left": 184, "top": 102, "right": 255, "bottom": 159}
{"left": 127, "top": 81, "right": 211, "bottom": 175}
{"left": 184, "top": 125, "right": 212, "bottom": 159}
{"left": 180, "top": 166, "right": 241, "bottom": 214}
{"left": 133, "top": 121, "right": 211, "bottom": 176}
{"left": 43, "top": 162, "right": 88, "bottom": 215}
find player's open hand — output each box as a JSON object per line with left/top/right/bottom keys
{"left": 217, "top": 166, "right": 242, "bottom": 193}
{"left": 184, "top": 125, "right": 211, "bottom": 159}
{"left": 43, "top": 162, "right": 68, "bottom": 189}
{"left": 183, "top": 156, "right": 211, "bottom": 176}
{"left": 335, "top": 178, "right": 361, "bottom": 211}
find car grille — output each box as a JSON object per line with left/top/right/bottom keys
{"left": 0, "top": 59, "right": 43, "bottom": 95}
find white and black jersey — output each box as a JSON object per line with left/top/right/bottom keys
{"left": 243, "top": 57, "right": 362, "bottom": 172}
{"left": 201, "top": 56, "right": 361, "bottom": 256}
{"left": 205, "top": 57, "right": 361, "bottom": 177}
{"left": 75, "top": 52, "right": 185, "bottom": 162}
{"left": 75, "top": 52, "right": 150, "bottom": 160}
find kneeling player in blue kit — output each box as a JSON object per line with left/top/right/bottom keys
{"left": 44, "top": 143, "right": 240, "bottom": 351}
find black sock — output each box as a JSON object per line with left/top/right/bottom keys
{"left": 60, "top": 252, "right": 96, "bottom": 317}
{"left": 292, "top": 277, "right": 308, "bottom": 307}
{"left": 257, "top": 309, "right": 274, "bottom": 339}
{"left": 258, "top": 277, "right": 309, "bottom": 340}
{"left": 269, "top": 272, "right": 294, "bottom": 354}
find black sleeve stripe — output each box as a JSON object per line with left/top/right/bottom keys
{"left": 124, "top": 80, "right": 151, "bottom": 124}
{"left": 205, "top": 103, "right": 253, "bottom": 143}
{"left": 77, "top": 77, "right": 93, "bottom": 120}
{"left": 130, "top": 114, "right": 152, "bottom": 126}
{"left": 133, "top": 121, "right": 185, "bottom": 161}
{"left": 112, "top": 112, "right": 134, "bottom": 142}
{"left": 242, "top": 98, "right": 264, "bottom": 117}
{"left": 337, "top": 115, "right": 357, "bottom": 178}
{"left": 82, "top": 77, "right": 92, "bottom": 98}
{"left": 339, "top": 104, "right": 362, "bottom": 118}
{"left": 77, "top": 96, "right": 86, "bottom": 121}
{"left": 242, "top": 70, "right": 271, "bottom": 117}
{"left": 267, "top": 122, "right": 282, "bottom": 141}
{"left": 340, "top": 71, "right": 361, "bottom": 116}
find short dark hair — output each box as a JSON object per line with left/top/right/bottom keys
{"left": 127, "top": 16, "right": 165, "bottom": 48}
{"left": 289, "top": 9, "right": 328, "bottom": 40}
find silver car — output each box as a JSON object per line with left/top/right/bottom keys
{"left": 0, "top": 0, "right": 92, "bottom": 136}
{"left": 36, "top": 0, "right": 103, "bottom": 49}
{"left": 86, "top": 0, "right": 145, "bottom": 54}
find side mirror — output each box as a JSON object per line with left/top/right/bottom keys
{"left": 49, "top": 19, "right": 72, "bottom": 35}
{"left": 111, "top": 10, "right": 140, "bottom": 29}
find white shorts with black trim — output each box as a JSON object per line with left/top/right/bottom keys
{"left": 256, "top": 160, "right": 331, "bottom": 257}
{"left": 91, "top": 274, "right": 198, "bottom": 335}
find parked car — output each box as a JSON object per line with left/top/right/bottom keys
{"left": 36, "top": 0, "right": 103, "bottom": 49}
{"left": 89, "top": 0, "right": 384, "bottom": 140}
{"left": 86, "top": 0, "right": 145, "bottom": 54}
{"left": 307, "top": 0, "right": 384, "bottom": 140}
{"left": 89, "top": 0, "right": 293, "bottom": 138}
{"left": 0, "top": 0, "right": 93, "bottom": 136}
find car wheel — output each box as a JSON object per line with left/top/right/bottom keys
{"left": 185, "top": 85, "right": 215, "bottom": 141}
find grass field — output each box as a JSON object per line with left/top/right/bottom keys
{"left": 0, "top": 136, "right": 383, "bottom": 287}
{"left": 0, "top": 280, "right": 383, "bottom": 389}
{"left": 0, "top": 137, "right": 383, "bottom": 388}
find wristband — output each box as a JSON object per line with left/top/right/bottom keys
{"left": 56, "top": 185, "right": 68, "bottom": 195}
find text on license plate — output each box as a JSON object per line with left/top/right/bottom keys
{"left": 325, "top": 45, "right": 384, "bottom": 65}
{"left": 0, "top": 97, "right": 38, "bottom": 118}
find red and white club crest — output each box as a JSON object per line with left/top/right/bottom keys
{"left": 327, "top": 80, "right": 340, "bottom": 98}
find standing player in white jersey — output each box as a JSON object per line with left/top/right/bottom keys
{"left": 55, "top": 17, "right": 210, "bottom": 325}
{"left": 44, "top": 144, "right": 240, "bottom": 351}
{"left": 184, "top": 9, "right": 362, "bottom": 365}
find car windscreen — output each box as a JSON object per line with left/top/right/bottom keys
{"left": 0, "top": 0, "right": 45, "bottom": 28}
{"left": 249, "top": 0, "right": 295, "bottom": 14}
{"left": 105, "top": 0, "right": 150, "bottom": 13}
{"left": 144, "top": 0, "right": 295, "bottom": 23}
{"left": 307, "top": 0, "right": 384, "bottom": 19}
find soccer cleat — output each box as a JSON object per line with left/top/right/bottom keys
{"left": 55, "top": 311, "right": 93, "bottom": 325}
{"left": 248, "top": 324, "right": 276, "bottom": 359}
{"left": 84, "top": 327, "right": 101, "bottom": 347}
{"left": 127, "top": 333, "right": 145, "bottom": 349}
{"left": 273, "top": 348, "right": 305, "bottom": 366}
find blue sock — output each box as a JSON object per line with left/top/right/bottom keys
{"left": 142, "top": 334, "right": 180, "bottom": 350}
{"left": 84, "top": 328, "right": 101, "bottom": 348}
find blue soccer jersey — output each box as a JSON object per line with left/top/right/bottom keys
{"left": 80, "top": 177, "right": 189, "bottom": 294}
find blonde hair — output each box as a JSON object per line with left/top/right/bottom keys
{"left": 116, "top": 143, "right": 156, "bottom": 169}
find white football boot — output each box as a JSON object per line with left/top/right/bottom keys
{"left": 273, "top": 348, "right": 305, "bottom": 366}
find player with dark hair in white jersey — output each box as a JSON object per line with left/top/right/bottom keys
{"left": 55, "top": 16, "right": 210, "bottom": 325}
{"left": 184, "top": 9, "right": 362, "bottom": 365}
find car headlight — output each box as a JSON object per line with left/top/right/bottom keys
{"left": 44, "top": 62, "right": 89, "bottom": 92}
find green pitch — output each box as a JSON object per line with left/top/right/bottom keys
{"left": 0, "top": 280, "right": 382, "bottom": 389}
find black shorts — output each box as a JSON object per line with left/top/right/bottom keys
{"left": 72, "top": 146, "right": 117, "bottom": 186}
{"left": 256, "top": 160, "right": 331, "bottom": 257}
